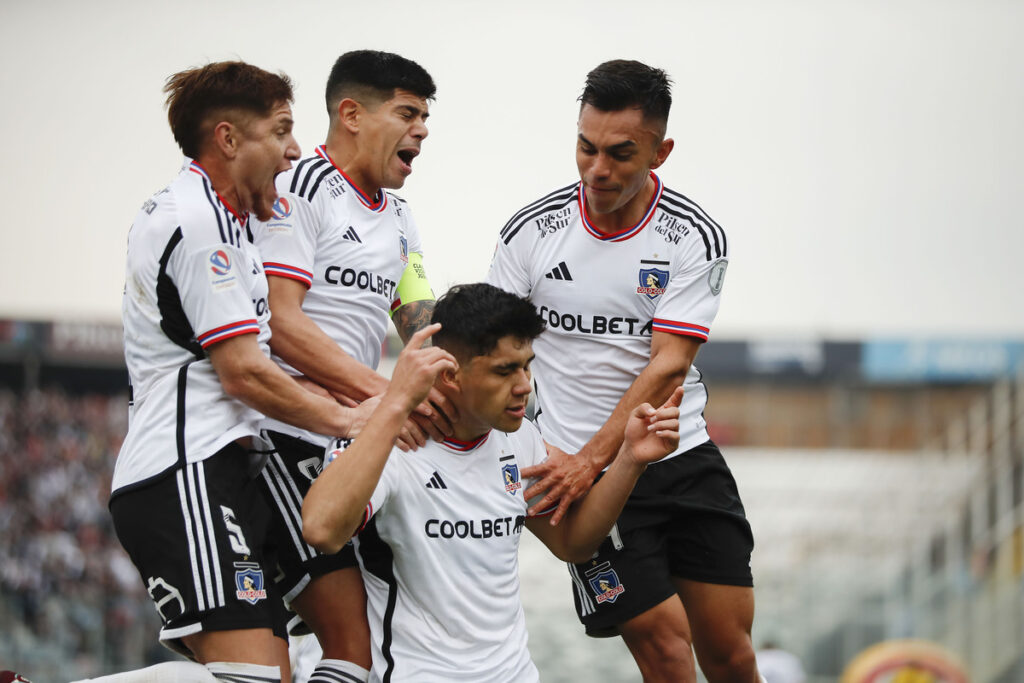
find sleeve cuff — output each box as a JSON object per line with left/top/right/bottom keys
{"left": 264, "top": 262, "right": 313, "bottom": 288}
{"left": 651, "top": 319, "right": 710, "bottom": 342}
{"left": 197, "top": 320, "right": 260, "bottom": 348}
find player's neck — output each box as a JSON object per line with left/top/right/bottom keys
{"left": 449, "top": 421, "right": 490, "bottom": 445}
{"left": 585, "top": 175, "right": 656, "bottom": 235}
{"left": 323, "top": 138, "right": 382, "bottom": 201}
{"left": 196, "top": 157, "right": 244, "bottom": 218}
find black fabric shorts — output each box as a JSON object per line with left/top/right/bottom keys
{"left": 258, "top": 431, "right": 359, "bottom": 611}
{"left": 109, "top": 443, "right": 288, "bottom": 657}
{"left": 568, "top": 440, "right": 754, "bottom": 636}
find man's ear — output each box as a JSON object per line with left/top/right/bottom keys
{"left": 211, "top": 120, "right": 239, "bottom": 158}
{"left": 439, "top": 364, "right": 460, "bottom": 393}
{"left": 338, "top": 98, "right": 361, "bottom": 134}
{"left": 650, "top": 137, "right": 674, "bottom": 170}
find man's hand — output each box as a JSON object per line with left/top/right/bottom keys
{"left": 521, "top": 444, "right": 602, "bottom": 526}
{"left": 384, "top": 323, "right": 458, "bottom": 414}
{"left": 621, "top": 386, "right": 683, "bottom": 466}
{"left": 408, "top": 387, "right": 459, "bottom": 442}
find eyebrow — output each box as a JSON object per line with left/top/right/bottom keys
{"left": 577, "top": 133, "right": 638, "bottom": 153}
{"left": 397, "top": 104, "right": 428, "bottom": 119}
{"left": 493, "top": 354, "right": 535, "bottom": 372}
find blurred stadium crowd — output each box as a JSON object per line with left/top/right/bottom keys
{"left": 0, "top": 389, "right": 165, "bottom": 678}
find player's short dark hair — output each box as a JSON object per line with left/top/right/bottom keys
{"left": 431, "top": 284, "right": 545, "bottom": 360}
{"left": 325, "top": 50, "right": 436, "bottom": 116}
{"left": 164, "top": 61, "right": 294, "bottom": 159}
{"left": 580, "top": 59, "right": 672, "bottom": 128}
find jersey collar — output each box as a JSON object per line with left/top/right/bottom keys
{"left": 579, "top": 171, "right": 662, "bottom": 242}
{"left": 316, "top": 145, "right": 388, "bottom": 213}
{"left": 440, "top": 431, "right": 491, "bottom": 453}
{"left": 188, "top": 160, "right": 248, "bottom": 224}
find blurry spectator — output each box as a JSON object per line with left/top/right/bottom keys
{"left": 0, "top": 388, "right": 165, "bottom": 677}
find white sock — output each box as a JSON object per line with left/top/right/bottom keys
{"left": 206, "top": 661, "right": 281, "bottom": 683}
{"left": 70, "top": 661, "right": 217, "bottom": 683}
{"left": 307, "top": 658, "right": 369, "bottom": 682}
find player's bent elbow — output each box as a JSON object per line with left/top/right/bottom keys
{"left": 301, "top": 511, "right": 345, "bottom": 555}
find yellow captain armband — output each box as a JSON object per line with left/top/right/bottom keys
{"left": 389, "top": 252, "right": 435, "bottom": 318}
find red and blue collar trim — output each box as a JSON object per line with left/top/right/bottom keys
{"left": 189, "top": 160, "right": 247, "bottom": 223}
{"left": 579, "top": 171, "right": 662, "bottom": 242}
{"left": 441, "top": 431, "right": 491, "bottom": 453}
{"left": 316, "top": 145, "right": 387, "bottom": 212}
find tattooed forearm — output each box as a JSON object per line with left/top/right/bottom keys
{"left": 393, "top": 300, "right": 436, "bottom": 344}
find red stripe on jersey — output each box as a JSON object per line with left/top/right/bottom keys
{"left": 442, "top": 432, "right": 491, "bottom": 452}
{"left": 316, "top": 146, "right": 388, "bottom": 212}
{"left": 652, "top": 318, "right": 710, "bottom": 341}
{"left": 264, "top": 262, "right": 313, "bottom": 288}
{"left": 197, "top": 321, "right": 260, "bottom": 348}
{"left": 579, "top": 172, "right": 663, "bottom": 242}
{"left": 355, "top": 503, "right": 373, "bottom": 535}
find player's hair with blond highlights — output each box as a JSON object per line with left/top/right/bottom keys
{"left": 164, "top": 61, "right": 293, "bottom": 158}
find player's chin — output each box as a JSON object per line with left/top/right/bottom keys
{"left": 252, "top": 192, "right": 277, "bottom": 222}
{"left": 496, "top": 411, "right": 525, "bottom": 433}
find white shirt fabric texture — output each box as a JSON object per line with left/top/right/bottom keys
{"left": 115, "top": 159, "right": 271, "bottom": 493}
{"left": 252, "top": 145, "right": 424, "bottom": 446}
{"left": 348, "top": 422, "right": 549, "bottom": 683}
{"left": 486, "top": 173, "right": 729, "bottom": 462}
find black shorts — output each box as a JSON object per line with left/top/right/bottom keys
{"left": 109, "top": 443, "right": 288, "bottom": 657}
{"left": 568, "top": 440, "right": 754, "bottom": 636}
{"left": 258, "top": 431, "right": 359, "bottom": 610}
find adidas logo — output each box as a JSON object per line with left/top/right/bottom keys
{"left": 425, "top": 471, "right": 447, "bottom": 490}
{"left": 544, "top": 261, "right": 572, "bottom": 281}
{"left": 342, "top": 226, "right": 362, "bottom": 243}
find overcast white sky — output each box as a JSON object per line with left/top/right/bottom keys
{"left": 2, "top": 0, "right": 1021, "bottom": 339}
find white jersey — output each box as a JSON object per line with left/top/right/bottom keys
{"left": 352, "top": 424, "right": 547, "bottom": 683}
{"left": 487, "top": 173, "right": 729, "bottom": 460}
{"left": 253, "top": 145, "right": 423, "bottom": 445}
{"left": 114, "top": 160, "right": 271, "bottom": 494}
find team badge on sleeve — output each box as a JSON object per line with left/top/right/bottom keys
{"left": 234, "top": 562, "right": 267, "bottom": 604}
{"left": 502, "top": 463, "right": 522, "bottom": 495}
{"left": 587, "top": 565, "right": 626, "bottom": 604}
{"left": 208, "top": 249, "right": 238, "bottom": 291}
{"left": 399, "top": 235, "right": 409, "bottom": 264}
{"left": 637, "top": 266, "right": 669, "bottom": 300}
{"left": 708, "top": 259, "right": 728, "bottom": 296}
{"left": 270, "top": 197, "right": 291, "bottom": 219}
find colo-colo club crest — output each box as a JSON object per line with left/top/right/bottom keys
{"left": 587, "top": 565, "right": 626, "bottom": 604}
{"left": 234, "top": 562, "right": 267, "bottom": 605}
{"left": 502, "top": 463, "right": 522, "bottom": 495}
{"left": 637, "top": 265, "right": 669, "bottom": 300}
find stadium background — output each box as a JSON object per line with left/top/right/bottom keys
{"left": 2, "top": 0, "right": 1022, "bottom": 681}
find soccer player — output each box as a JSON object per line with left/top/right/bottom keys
{"left": 250, "top": 50, "right": 453, "bottom": 683}
{"left": 486, "top": 60, "right": 761, "bottom": 682}
{"left": 301, "top": 283, "right": 684, "bottom": 683}
{"left": 109, "top": 62, "right": 377, "bottom": 683}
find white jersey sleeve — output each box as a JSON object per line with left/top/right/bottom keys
{"left": 174, "top": 240, "right": 262, "bottom": 348}
{"left": 257, "top": 191, "right": 323, "bottom": 288}
{"left": 486, "top": 235, "right": 533, "bottom": 299}
{"left": 651, "top": 249, "right": 729, "bottom": 342}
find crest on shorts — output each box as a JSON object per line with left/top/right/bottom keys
{"left": 589, "top": 568, "right": 626, "bottom": 604}
{"left": 234, "top": 562, "right": 267, "bottom": 605}
{"left": 502, "top": 463, "right": 522, "bottom": 495}
{"left": 636, "top": 267, "right": 669, "bottom": 300}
